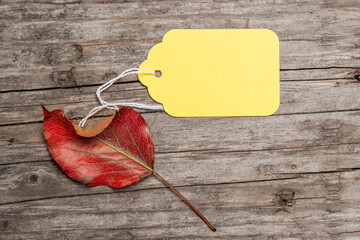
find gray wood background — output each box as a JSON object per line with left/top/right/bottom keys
{"left": 1, "top": 0, "right": 360, "bottom": 239}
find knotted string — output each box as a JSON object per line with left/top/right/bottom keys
{"left": 79, "top": 68, "right": 163, "bottom": 127}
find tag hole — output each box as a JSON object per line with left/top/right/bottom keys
{"left": 154, "top": 70, "right": 162, "bottom": 78}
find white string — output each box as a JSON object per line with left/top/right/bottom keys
{"left": 79, "top": 68, "right": 163, "bottom": 127}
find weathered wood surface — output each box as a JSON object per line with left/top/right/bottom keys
{"left": 1, "top": 1, "right": 360, "bottom": 239}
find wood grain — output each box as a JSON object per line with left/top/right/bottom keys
{"left": 1, "top": 79, "right": 360, "bottom": 126}
{"left": 1, "top": 142, "right": 360, "bottom": 204}
{"left": 1, "top": 172, "right": 359, "bottom": 239}
{"left": 2, "top": 109, "right": 360, "bottom": 165}
{"left": 0, "top": 1, "right": 360, "bottom": 92}
{"left": 1, "top": 0, "right": 360, "bottom": 239}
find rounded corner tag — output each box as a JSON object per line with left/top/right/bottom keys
{"left": 139, "top": 29, "right": 280, "bottom": 117}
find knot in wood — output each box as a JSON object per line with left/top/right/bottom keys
{"left": 275, "top": 190, "right": 295, "bottom": 206}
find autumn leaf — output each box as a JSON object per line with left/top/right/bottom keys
{"left": 43, "top": 106, "right": 215, "bottom": 231}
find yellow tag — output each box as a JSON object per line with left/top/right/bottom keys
{"left": 138, "top": 29, "right": 279, "bottom": 117}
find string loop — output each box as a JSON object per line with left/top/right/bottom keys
{"left": 79, "top": 68, "right": 163, "bottom": 127}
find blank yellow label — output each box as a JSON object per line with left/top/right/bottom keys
{"left": 138, "top": 29, "right": 279, "bottom": 117}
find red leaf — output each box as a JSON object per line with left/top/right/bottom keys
{"left": 43, "top": 106, "right": 154, "bottom": 188}
{"left": 43, "top": 106, "right": 216, "bottom": 231}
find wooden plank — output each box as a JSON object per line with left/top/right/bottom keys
{"left": 1, "top": 61, "right": 359, "bottom": 93}
{"left": 0, "top": 26, "right": 358, "bottom": 69}
{"left": 1, "top": 1, "right": 359, "bottom": 21}
{"left": 2, "top": 109, "right": 360, "bottom": 165}
{"left": 2, "top": 39, "right": 359, "bottom": 75}
{"left": 0, "top": 63, "right": 144, "bottom": 92}
{"left": 1, "top": 79, "right": 360, "bottom": 126}
{"left": 0, "top": 3, "right": 359, "bottom": 71}
{"left": 0, "top": 41, "right": 155, "bottom": 71}
{"left": 1, "top": 171, "right": 359, "bottom": 239}
{"left": 1, "top": 142, "right": 360, "bottom": 204}
{"left": 1, "top": 64, "right": 359, "bottom": 93}
{"left": 1, "top": 39, "right": 359, "bottom": 91}
{"left": 281, "top": 67, "right": 358, "bottom": 81}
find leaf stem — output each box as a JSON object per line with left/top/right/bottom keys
{"left": 153, "top": 171, "right": 216, "bottom": 232}
{"left": 95, "top": 137, "right": 216, "bottom": 231}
